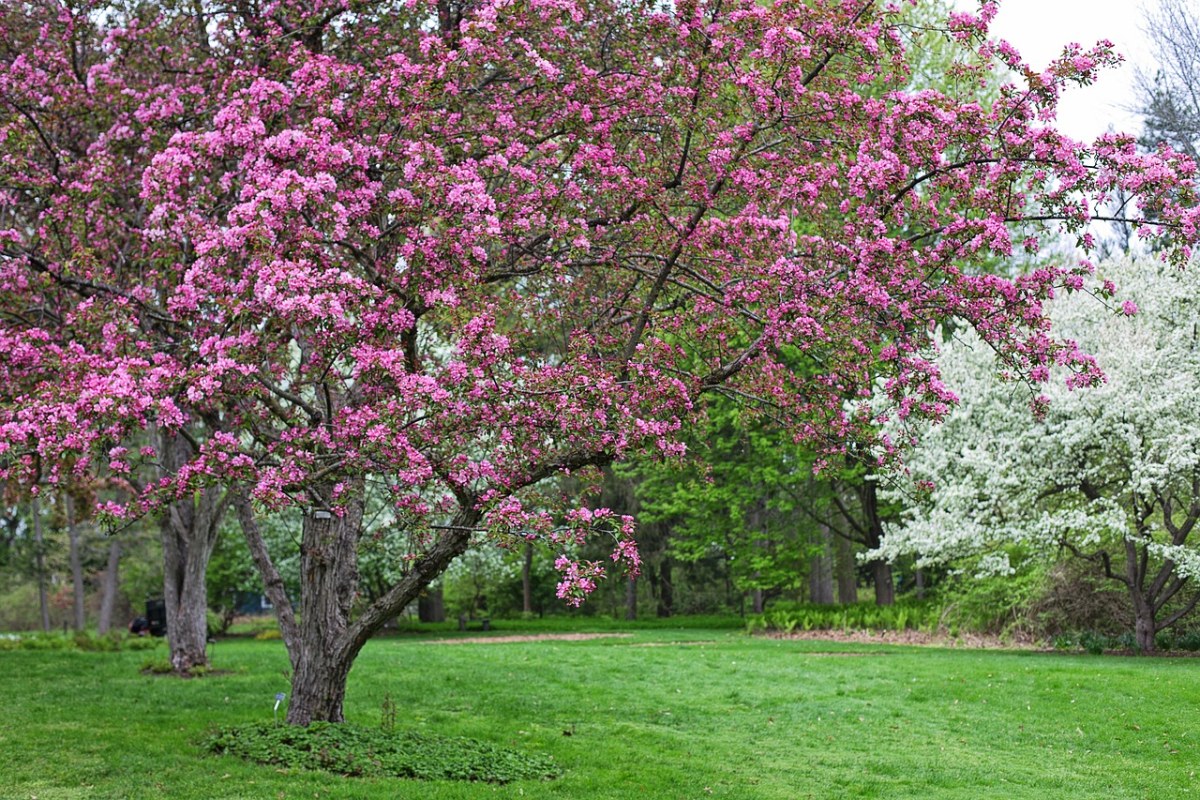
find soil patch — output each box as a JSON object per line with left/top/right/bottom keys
{"left": 425, "top": 632, "right": 633, "bottom": 645}
{"left": 763, "top": 629, "right": 1042, "bottom": 649}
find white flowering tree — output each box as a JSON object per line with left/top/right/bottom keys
{"left": 871, "top": 257, "right": 1200, "bottom": 652}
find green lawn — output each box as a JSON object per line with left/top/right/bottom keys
{"left": 2, "top": 628, "right": 1198, "bottom": 799}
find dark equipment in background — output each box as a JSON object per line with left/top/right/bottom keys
{"left": 145, "top": 599, "right": 167, "bottom": 637}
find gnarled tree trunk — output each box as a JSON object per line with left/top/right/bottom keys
{"left": 234, "top": 487, "right": 482, "bottom": 725}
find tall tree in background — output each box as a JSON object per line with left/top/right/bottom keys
{"left": 3, "top": 0, "right": 1200, "bottom": 723}
{"left": 1138, "top": 0, "right": 1200, "bottom": 159}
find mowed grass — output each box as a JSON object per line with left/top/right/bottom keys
{"left": 1, "top": 628, "right": 1199, "bottom": 799}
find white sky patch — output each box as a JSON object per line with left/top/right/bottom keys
{"left": 972, "top": 0, "right": 1155, "bottom": 142}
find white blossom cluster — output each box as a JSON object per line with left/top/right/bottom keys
{"left": 870, "top": 256, "right": 1200, "bottom": 577}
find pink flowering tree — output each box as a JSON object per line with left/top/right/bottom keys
{"left": 3, "top": 0, "right": 1199, "bottom": 722}
{"left": 0, "top": 0, "right": 235, "bottom": 671}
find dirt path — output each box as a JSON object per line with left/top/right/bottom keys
{"left": 763, "top": 629, "right": 1042, "bottom": 649}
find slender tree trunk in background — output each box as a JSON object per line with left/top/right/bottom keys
{"left": 522, "top": 541, "right": 533, "bottom": 614}
{"left": 625, "top": 576, "right": 638, "bottom": 620}
{"left": 858, "top": 480, "right": 894, "bottom": 606}
{"left": 870, "top": 560, "right": 895, "bottom": 607}
{"left": 65, "top": 496, "right": 86, "bottom": 631}
{"left": 915, "top": 568, "right": 926, "bottom": 600}
{"left": 159, "top": 430, "right": 227, "bottom": 673}
{"left": 809, "top": 524, "right": 835, "bottom": 604}
{"left": 750, "top": 502, "right": 767, "bottom": 614}
{"left": 417, "top": 587, "right": 445, "bottom": 622}
{"left": 657, "top": 557, "right": 674, "bottom": 617}
{"left": 97, "top": 538, "right": 121, "bottom": 634}
{"left": 751, "top": 588, "right": 765, "bottom": 614}
{"left": 31, "top": 497, "right": 51, "bottom": 632}
{"left": 834, "top": 531, "right": 858, "bottom": 604}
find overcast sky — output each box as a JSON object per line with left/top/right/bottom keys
{"left": 981, "top": 0, "right": 1156, "bottom": 142}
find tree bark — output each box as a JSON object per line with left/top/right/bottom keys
{"left": 834, "top": 530, "right": 858, "bottom": 604}
{"left": 858, "top": 480, "right": 894, "bottom": 606}
{"left": 31, "top": 497, "right": 51, "bottom": 632}
{"left": 751, "top": 587, "right": 765, "bottom": 614}
{"left": 159, "top": 430, "right": 227, "bottom": 673}
{"left": 657, "top": 557, "right": 674, "bottom": 617}
{"left": 809, "top": 523, "right": 835, "bottom": 604}
{"left": 870, "top": 559, "right": 895, "bottom": 606}
{"left": 97, "top": 538, "right": 121, "bottom": 634}
{"left": 418, "top": 586, "right": 445, "bottom": 622}
{"left": 1134, "top": 603, "right": 1156, "bottom": 653}
{"left": 522, "top": 541, "right": 533, "bottom": 615}
{"left": 65, "top": 495, "right": 86, "bottom": 631}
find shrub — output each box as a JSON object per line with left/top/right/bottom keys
{"left": 1176, "top": 630, "right": 1200, "bottom": 652}
{"left": 0, "top": 631, "right": 163, "bottom": 653}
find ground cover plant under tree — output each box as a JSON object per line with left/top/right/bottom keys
{"left": 4, "top": 0, "right": 1200, "bottom": 725}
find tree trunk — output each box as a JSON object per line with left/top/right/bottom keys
{"left": 522, "top": 541, "right": 533, "bottom": 614}
{"left": 31, "top": 497, "right": 50, "bottom": 632}
{"left": 418, "top": 586, "right": 445, "bottom": 622}
{"left": 657, "top": 557, "right": 674, "bottom": 617}
{"left": 751, "top": 588, "right": 764, "bottom": 614}
{"left": 97, "top": 538, "right": 121, "bottom": 634}
{"left": 870, "top": 559, "right": 895, "bottom": 606}
{"left": 279, "top": 500, "right": 481, "bottom": 725}
{"left": 159, "top": 430, "right": 227, "bottom": 673}
{"left": 1135, "top": 608, "right": 1156, "bottom": 653}
{"left": 915, "top": 568, "right": 926, "bottom": 600}
{"left": 287, "top": 643, "right": 355, "bottom": 725}
{"left": 288, "top": 496, "right": 364, "bottom": 724}
{"left": 625, "top": 576, "right": 638, "bottom": 620}
{"left": 65, "top": 496, "right": 86, "bottom": 631}
{"left": 238, "top": 483, "right": 479, "bottom": 726}
{"left": 834, "top": 531, "right": 858, "bottom": 604}
{"left": 857, "top": 480, "right": 894, "bottom": 606}
{"left": 809, "top": 524, "right": 835, "bottom": 604}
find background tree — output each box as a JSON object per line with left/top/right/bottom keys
{"left": 1137, "top": 0, "right": 1200, "bottom": 159}
{"left": 630, "top": 400, "right": 816, "bottom": 614}
{"left": 0, "top": 0, "right": 233, "bottom": 670}
{"left": 872, "top": 257, "right": 1200, "bottom": 652}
